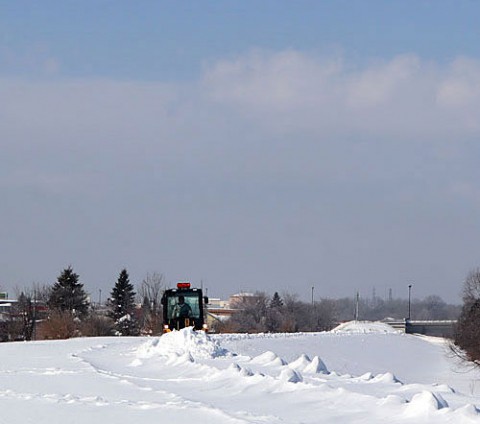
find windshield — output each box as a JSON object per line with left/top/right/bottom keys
{"left": 166, "top": 292, "right": 201, "bottom": 320}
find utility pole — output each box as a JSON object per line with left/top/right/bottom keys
{"left": 311, "top": 286, "right": 314, "bottom": 306}
{"left": 32, "top": 288, "right": 37, "bottom": 341}
{"left": 354, "top": 291, "right": 359, "bottom": 321}
{"left": 408, "top": 284, "right": 412, "bottom": 321}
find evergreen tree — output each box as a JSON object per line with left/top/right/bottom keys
{"left": 265, "top": 292, "right": 286, "bottom": 332}
{"left": 49, "top": 266, "right": 89, "bottom": 317}
{"left": 270, "top": 292, "right": 284, "bottom": 309}
{"left": 109, "top": 269, "right": 138, "bottom": 336}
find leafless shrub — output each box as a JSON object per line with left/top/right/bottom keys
{"left": 217, "top": 291, "right": 335, "bottom": 334}
{"left": 454, "top": 299, "right": 480, "bottom": 364}
{"left": 221, "top": 292, "right": 269, "bottom": 333}
{"left": 79, "top": 314, "right": 115, "bottom": 337}
{"left": 138, "top": 272, "right": 165, "bottom": 335}
{"left": 452, "top": 269, "right": 480, "bottom": 365}
{"left": 37, "top": 310, "right": 77, "bottom": 340}
{"left": 463, "top": 269, "right": 480, "bottom": 303}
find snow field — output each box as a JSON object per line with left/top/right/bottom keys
{"left": 0, "top": 322, "right": 478, "bottom": 423}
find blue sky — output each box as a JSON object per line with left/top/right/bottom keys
{"left": 1, "top": 1, "right": 480, "bottom": 304}
{"left": 2, "top": 2, "right": 479, "bottom": 80}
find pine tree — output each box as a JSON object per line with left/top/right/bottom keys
{"left": 110, "top": 269, "right": 138, "bottom": 336}
{"left": 265, "top": 292, "right": 285, "bottom": 332}
{"left": 270, "top": 292, "right": 284, "bottom": 309}
{"left": 49, "top": 266, "right": 89, "bottom": 317}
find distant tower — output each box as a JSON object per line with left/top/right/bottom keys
{"left": 389, "top": 288, "right": 393, "bottom": 302}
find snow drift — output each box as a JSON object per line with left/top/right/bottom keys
{"left": 0, "top": 322, "right": 478, "bottom": 423}
{"left": 136, "top": 327, "right": 229, "bottom": 360}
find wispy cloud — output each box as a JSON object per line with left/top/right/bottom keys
{"left": 202, "top": 50, "right": 480, "bottom": 138}
{"left": 0, "top": 42, "right": 61, "bottom": 77}
{"left": 2, "top": 50, "right": 480, "bottom": 195}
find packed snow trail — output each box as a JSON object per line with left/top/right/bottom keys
{"left": 0, "top": 323, "right": 479, "bottom": 423}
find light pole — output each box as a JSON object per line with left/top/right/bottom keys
{"left": 354, "top": 291, "right": 359, "bottom": 321}
{"left": 311, "top": 286, "right": 314, "bottom": 306}
{"left": 32, "top": 288, "right": 37, "bottom": 341}
{"left": 408, "top": 284, "right": 412, "bottom": 321}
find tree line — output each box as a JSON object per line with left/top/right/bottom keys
{"left": 0, "top": 266, "right": 165, "bottom": 341}
{"left": 0, "top": 265, "right": 470, "bottom": 346}
{"left": 213, "top": 291, "right": 461, "bottom": 334}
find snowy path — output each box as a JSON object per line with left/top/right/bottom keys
{"left": 0, "top": 323, "right": 479, "bottom": 423}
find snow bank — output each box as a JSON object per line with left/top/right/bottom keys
{"left": 289, "top": 353, "right": 329, "bottom": 374}
{"left": 136, "top": 328, "right": 229, "bottom": 361}
{"left": 1, "top": 328, "right": 479, "bottom": 423}
{"left": 404, "top": 390, "right": 449, "bottom": 416}
{"left": 332, "top": 320, "right": 399, "bottom": 334}
{"left": 250, "top": 351, "right": 287, "bottom": 366}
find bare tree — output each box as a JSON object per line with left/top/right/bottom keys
{"left": 314, "top": 299, "right": 336, "bottom": 331}
{"left": 416, "top": 295, "right": 447, "bottom": 320}
{"left": 5, "top": 284, "right": 51, "bottom": 341}
{"left": 454, "top": 269, "right": 480, "bottom": 364}
{"left": 265, "top": 292, "right": 296, "bottom": 332}
{"left": 138, "top": 272, "right": 165, "bottom": 335}
{"left": 463, "top": 269, "right": 480, "bottom": 303}
{"left": 221, "top": 292, "right": 269, "bottom": 333}
{"left": 281, "top": 292, "right": 300, "bottom": 332}
{"left": 14, "top": 292, "right": 34, "bottom": 340}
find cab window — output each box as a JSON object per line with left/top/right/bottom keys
{"left": 166, "top": 293, "right": 200, "bottom": 319}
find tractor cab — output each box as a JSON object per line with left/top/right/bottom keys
{"left": 161, "top": 282, "right": 209, "bottom": 332}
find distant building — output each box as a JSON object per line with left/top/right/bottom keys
{"left": 228, "top": 292, "right": 255, "bottom": 308}
{"left": 204, "top": 296, "right": 239, "bottom": 330}
{"left": 0, "top": 299, "right": 16, "bottom": 322}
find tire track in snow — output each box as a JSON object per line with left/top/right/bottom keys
{"left": 75, "top": 345, "right": 286, "bottom": 424}
{"left": 73, "top": 338, "right": 422, "bottom": 424}
{"left": 72, "top": 332, "right": 480, "bottom": 423}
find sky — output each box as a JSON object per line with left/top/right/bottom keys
{"left": 1, "top": 1, "right": 480, "bottom": 304}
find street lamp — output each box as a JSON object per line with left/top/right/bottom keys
{"left": 408, "top": 284, "right": 412, "bottom": 321}
{"left": 311, "top": 286, "right": 314, "bottom": 306}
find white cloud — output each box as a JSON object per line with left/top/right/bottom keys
{"left": 3, "top": 50, "right": 480, "bottom": 152}
{"left": 2, "top": 50, "right": 480, "bottom": 196}
{"left": 202, "top": 50, "right": 480, "bottom": 138}
{"left": 437, "top": 57, "right": 480, "bottom": 107}
{"left": 346, "top": 55, "right": 421, "bottom": 108}
{"left": 203, "top": 49, "right": 341, "bottom": 110}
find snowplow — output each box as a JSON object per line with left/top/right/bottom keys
{"left": 161, "top": 282, "right": 209, "bottom": 332}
